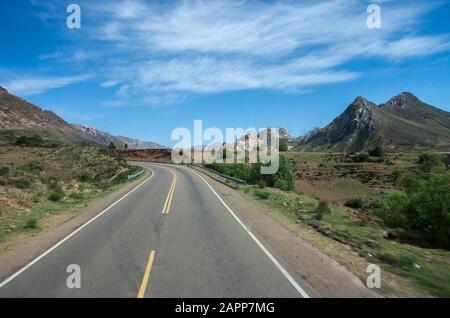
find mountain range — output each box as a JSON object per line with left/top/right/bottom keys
{"left": 1, "top": 86, "right": 449, "bottom": 152}
{"left": 71, "top": 124, "right": 163, "bottom": 149}
{"left": 0, "top": 87, "right": 163, "bottom": 149}
{"left": 295, "top": 92, "right": 450, "bottom": 152}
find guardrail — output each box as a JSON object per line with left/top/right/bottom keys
{"left": 190, "top": 164, "right": 246, "bottom": 185}
{"left": 128, "top": 167, "right": 145, "bottom": 180}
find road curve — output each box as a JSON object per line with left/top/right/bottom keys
{"left": 0, "top": 163, "right": 313, "bottom": 298}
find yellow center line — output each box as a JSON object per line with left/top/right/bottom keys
{"left": 162, "top": 170, "right": 177, "bottom": 214}
{"left": 164, "top": 173, "right": 177, "bottom": 214}
{"left": 161, "top": 176, "right": 175, "bottom": 213}
{"left": 137, "top": 250, "right": 156, "bottom": 298}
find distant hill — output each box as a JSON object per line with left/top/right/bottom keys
{"left": 295, "top": 92, "right": 450, "bottom": 152}
{"left": 115, "top": 135, "right": 163, "bottom": 150}
{"left": 0, "top": 86, "right": 85, "bottom": 145}
{"left": 0, "top": 86, "right": 163, "bottom": 149}
{"left": 71, "top": 124, "right": 163, "bottom": 150}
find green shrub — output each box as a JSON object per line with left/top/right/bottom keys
{"left": 10, "top": 178, "right": 32, "bottom": 189}
{"left": 279, "top": 140, "right": 289, "bottom": 152}
{"left": 15, "top": 135, "right": 43, "bottom": 147}
{"left": 314, "top": 200, "right": 331, "bottom": 220}
{"left": 257, "top": 179, "right": 266, "bottom": 189}
{"left": 206, "top": 162, "right": 251, "bottom": 181}
{"left": 48, "top": 191, "right": 64, "bottom": 202}
{"left": 418, "top": 152, "right": 444, "bottom": 173}
{"left": 23, "top": 160, "right": 43, "bottom": 172}
{"left": 255, "top": 189, "right": 270, "bottom": 200}
{"left": 354, "top": 153, "right": 370, "bottom": 163}
{"left": 207, "top": 156, "right": 295, "bottom": 192}
{"left": 78, "top": 184, "right": 85, "bottom": 192}
{"left": 248, "top": 156, "right": 295, "bottom": 191}
{"left": 273, "top": 156, "right": 296, "bottom": 191}
{"left": 393, "top": 167, "right": 405, "bottom": 181}
{"left": 0, "top": 165, "right": 12, "bottom": 177}
{"left": 345, "top": 198, "right": 364, "bottom": 209}
{"left": 78, "top": 172, "right": 94, "bottom": 183}
{"left": 377, "top": 172, "right": 450, "bottom": 249}
{"left": 369, "top": 146, "right": 386, "bottom": 158}
{"left": 23, "top": 217, "right": 38, "bottom": 229}
{"left": 69, "top": 192, "right": 84, "bottom": 200}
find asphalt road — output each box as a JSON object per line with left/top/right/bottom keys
{"left": 0, "top": 163, "right": 312, "bottom": 298}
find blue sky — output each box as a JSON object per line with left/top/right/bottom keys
{"left": 1, "top": 0, "right": 449, "bottom": 147}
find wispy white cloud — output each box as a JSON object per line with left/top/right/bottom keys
{"left": 100, "top": 80, "right": 121, "bottom": 88}
{"left": 3, "top": 74, "right": 93, "bottom": 96}
{"left": 129, "top": 57, "right": 360, "bottom": 94}
{"left": 30, "top": 0, "right": 450, "bottom": 104}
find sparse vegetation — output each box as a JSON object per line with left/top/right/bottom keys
{"left": 15, "top": 135, "right": 44, "bottom": 147}
{"left": 255, "top": 189, "right": 270, "bottom": 200}
{"left": 240, "top": 182, "right": 450, "bottom": 297}
{"left": 354, "top": 153, "right": 370, "bottom": 163}
{"left": 0, "top": 145, "right": 143, "bottom": 247}
{"left": 9, "top": 177, "right": 32, "bottom": 189}
{"left": 240, "top": 150, "right": 450, "bottom": 297}
{"left": 345, "top": 198, "right": 364, "bottom": 209}
{"left": 23, "top": 217, "right": 38, "bottom": 229}
{"left": 314, "top": 200, "right": 331, "bottom": 220}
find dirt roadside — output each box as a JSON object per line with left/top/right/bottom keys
{"left": 186, "top": 166, "right": 382, "bottom": 298}
{"left": 0, "top": 170, "right": 152, "bottom": 281}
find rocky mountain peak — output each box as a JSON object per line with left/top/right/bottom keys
{"left": 278, "top": 128, "right": 295, "bottom": 142}
{"left": 350, "top": 96, "right": 376, "bottom": 110}
{"left": 383, "top": 92, "right": 419, "bottom": 110}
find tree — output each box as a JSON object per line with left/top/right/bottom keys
{"left": 418, "top": 152, "right": 444, "bottom": 173}
{"left": 279, "top": 140, "right": 288, "bottom": 152}
{"left": 248, "top": 156, "right": 295, "bottom": 191}
{"left": 108, "top": 142, "right": 116, "bottom": 150}
{"left": 124, "top": 143, "right": 128, "bottom": 150}
{"left": 15, "top": 135, "right": 43, "bottom": 147}
{"left": 369, "top": 146, "right": 385, "bottom": 158}
{"left": 377, "top": 171, "right": 450, "bottom": 248}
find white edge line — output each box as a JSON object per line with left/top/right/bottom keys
{"left": 0, "top": 168, "right": 155, "bottom": 289}
{"left": 187, "top": 168, "right": 311, "bottom": 298}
